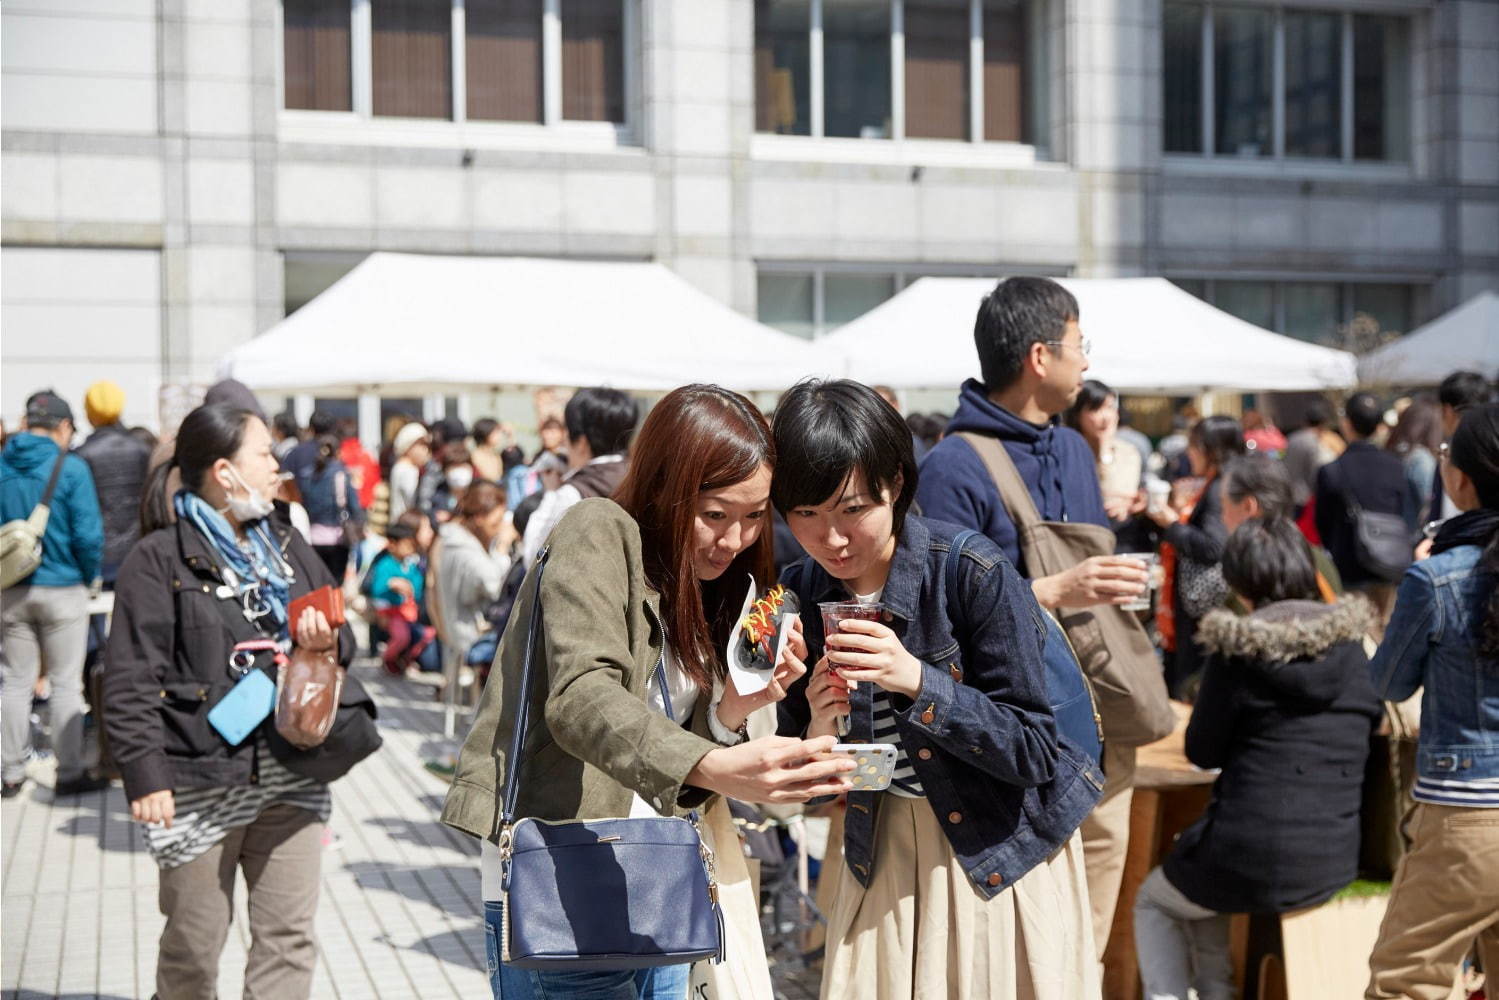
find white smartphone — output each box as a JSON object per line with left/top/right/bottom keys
{"left": 830, "top": 743, "right": 898, "bottom": 792}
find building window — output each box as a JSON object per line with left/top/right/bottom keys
{"left": 373, "top": 0, "right": 453, "bottom": 118}
{"left": 466, "top": 0, "right": 544, "bottom": 123}
{"left": 754, "top": 0, "right": 1045, "bottom": 144}
{"left": 1163, "top": 2, "right": 1411, "bottom": 163}
{"left": 283, "top": 0, "right": 629, "bottom": 127}
{"left": 758, "top": 265, "right": 1001, "bottom": 337}
{"left": 284, "top": 0, "right": 353, "bottom": 111}
{"left": 1174, "top": 278, "right": 1417, "bottom": 345}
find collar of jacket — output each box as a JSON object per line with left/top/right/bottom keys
{"left": 174, "top": 502, "right": 295, "bottom": 584}
{"left": 797, "top": 516, "right": 931, "bottom": 625}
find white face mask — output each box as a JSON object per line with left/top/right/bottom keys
{"left": 220, "top": 463, "right": 275, "bottom": 521}
{"left": 445, "top": 465, "right": 474, "bottom": 491}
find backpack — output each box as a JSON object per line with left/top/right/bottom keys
{"left": 0, "top": 454, "right": 67, "bottom": 590}
{"left": 946, "top": 529, "right": 1104, "bottom": 767}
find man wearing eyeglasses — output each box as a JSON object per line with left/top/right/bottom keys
{"left": 916, "top": 276, "right": 1172, "bottom": 959}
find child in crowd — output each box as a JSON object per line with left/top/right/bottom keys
{"left": 368, "top": 516, "right": 436, "bottom": 675}
{"left": 1134, "top": 517, "right": 1381, "bottom": 1000}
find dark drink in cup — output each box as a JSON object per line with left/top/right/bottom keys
{"left": 818, "top": 601, "right": 882, "bottom": 737}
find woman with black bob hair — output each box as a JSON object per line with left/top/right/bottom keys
{"left": 105, "top": 402, "right": 360, "bottom": 1000}
{"left": 1148, "top": 414, "right": 1246, "bottom": 697}
{"left": 1134, "top": 517, "right": 1380, "bottom": 1000}
{"left": 1366, "top": 402, "right": 1499, "bottom": 1000}
{"left": 772, "top": 378, "right": 1103, "bottom": 1000}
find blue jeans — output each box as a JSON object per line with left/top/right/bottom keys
{"left": 483, "top": 901, "right": 691, "bottom": 1000}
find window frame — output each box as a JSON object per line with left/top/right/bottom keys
{"left": 753, "top": 0, "right": 1052, "bottom": 162}
{"left": 276, "top": 0, "right": 640, "bottom": 149}
{"left": 1162, "top": 0, "right": 1420, "bottom": 176}
{"left": 1168, "top": 274, "right": 1426, "bottom": 342}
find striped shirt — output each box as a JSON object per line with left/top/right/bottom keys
{"left": 870, "top": 691, "right": 924, "bottom": 798}
{"left": 1413, "top": 775, "right": 1499, "bottom": 809}
{"left": 142, "top": 741, "right": 332, "bottom": 869}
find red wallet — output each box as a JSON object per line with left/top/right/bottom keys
{"left": 289, "top": 585, "right": 346, "bottom": 643}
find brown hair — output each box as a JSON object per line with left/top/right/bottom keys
{"left": 457, "top": 479, "right": 507, "bottom": 521}
{"left": 615, "top": 385, "right": 775, "bottom": 692}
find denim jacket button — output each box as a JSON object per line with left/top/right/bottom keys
{"left": 947, "top": 811, "right": 963, "bottom": 824}
{"left": 949, "top": 663, "right": 961, "bottom": 681}
{"left": 917, "top": 748, "right": 933, "bottom": 761}
{"left": 921, "top": 705, "right": 936, "bottom": 725}
{"left": 987, "top": 873, "right": 1002, "bottom": 887}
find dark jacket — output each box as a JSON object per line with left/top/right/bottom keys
{"left": 1165, "top": 473, "right": 1229, "bottom": 694}
{"left": 103, "top": 506, "right": 356, "bottom": 802}
{"left": 916, "top": 379, "right": 1108, "bottom": 575}
{"left": 76, "top": 423, "right": 151, "bottom": 581}
{"left": 1164, "top": 597, "right": 1381, "bottom": 913}
{"left": 778, "top": 515, "right": 1104, "bottom": 899}
{"left": 1315, "top": 441, "right": 1415, "bottom": 589}
{"left": 300, "top": 460, "right": 365, "bottom": 531}
{"left": 0, "top": 432, "right": 104, "bottom": 588}
{"left": 567, "top": 456, "right": 629, "bottom": 500}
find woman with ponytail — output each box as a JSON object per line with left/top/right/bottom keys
{"left": 106, "top": 403, "right": 359, "bottom": 1000}
{"left": 1366, "top": 402, "right": 1499, "bottom": 1000}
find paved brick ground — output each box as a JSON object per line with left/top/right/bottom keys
{"left": 1, "top": 662, "right": 824, "bottom": 1000}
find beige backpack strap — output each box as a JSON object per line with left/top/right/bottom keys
{"left": 954, "top": 432, "right": 1043, "bottom": 531}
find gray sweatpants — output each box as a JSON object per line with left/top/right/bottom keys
{"left": 2, "top": 583, "right": 90, "bottom": 783}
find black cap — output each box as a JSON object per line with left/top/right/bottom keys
{"left": 25, "top": 390, "right": 73, "bottom": 428}
{"left": 385, "top": 522, "right": 416, "bottom": 542}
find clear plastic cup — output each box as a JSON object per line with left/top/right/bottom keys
{"left": 818, "top": 601, "right": 882, "bottom": 736}
{"left": 1116, "top": 552, "right": 1162, "bottom": 612}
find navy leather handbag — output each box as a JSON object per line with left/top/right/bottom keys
{"left": 494, "top": 547, "right": 726, "bottom": 971}
{"left": 946, "top": 530, "right": 1104, "bottom": 767}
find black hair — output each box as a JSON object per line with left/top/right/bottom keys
{"left": 770, "top": 379, "right": 918, "bottom": 537}
{"left": 1344, "top": 392, "right": 1384, "bottom": 439}
{"left": 500, "top": 445, "right": 525, "bottom": 472}
{"left": 313, "top": 432, "right": 341, "bottom": 475}
{"left": 432, "top": 417, "right": 467, "bottom": 447}
{"left": 1189, "top": 415, "right": 1245, "bottom": 472}
{"left": 1448, "top": 404, "right": 1499, "bottom": 661}
{"left": 564, "top": 387, "right": 639, "bottom": 457}
{"left": 1062, "top": 379, "right": 1116, "bottom": 433}
{"left": 972, "top": 276, "right": 1080, "bottom": 392}
{"left": 1221, "top": 517, "right": 1320, "bottom": 606}
{"left": 385, "top": 521, "right": 416, "bottom": 542}
{"left": 472, "top": 417, "right": 500, "bottom": 445}
{"left": 1222, "top": 454, "right": 1295, "bottom": 521}
{"left": 141, "top": 403, "right": 259, "bottom": 534}
{"left": 272, "top": 412, "right": 300, "bottom": 440}
{"left": 1438, "top": 370, "right": 1495, "bottom": 412}
{"left": 308, "top": 409, "right": 336, "bottom": 437}
{"left": 1303, "top": 399, "right": 1334, "bottom": 428}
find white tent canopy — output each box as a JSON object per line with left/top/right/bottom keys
{"left": 822, "top": 276, "right": 1360, "bottom": 393}
{"left": 1357, "top": 291, "right": 1499, "bottom": 386}
{"left": 219, "top": 253, "right": 843, "bottom": 393}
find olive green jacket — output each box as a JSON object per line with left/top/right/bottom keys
{"left": 441, "top": 499, "right": 719, "bottom": 843}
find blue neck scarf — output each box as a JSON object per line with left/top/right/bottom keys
{"left": 175, "top": 490, "right": 294, "bottom": 640}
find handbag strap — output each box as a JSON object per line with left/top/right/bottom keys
{"left": 25, "top": 451, "right": 68, "bottom": 534}
{"left": 955, "top": 432, "right": 1044, "bottom": 531}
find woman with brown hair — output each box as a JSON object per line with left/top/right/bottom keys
{"left": 442, "top": 384, "right": 856, "bottom": 1000}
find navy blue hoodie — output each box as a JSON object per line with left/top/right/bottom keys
{"left": 916, "top": 379, "right": 1108, "bottom": 577}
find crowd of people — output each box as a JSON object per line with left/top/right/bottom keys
{"left": 2, "top": 275, "right": 1497, "bottom": 1000}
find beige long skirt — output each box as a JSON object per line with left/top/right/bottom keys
{"left": 820, "top": 796, "right": 1100, "bottom": 1000}
{"left": 689, "top": 796, "right": 776, "bottom": 1000}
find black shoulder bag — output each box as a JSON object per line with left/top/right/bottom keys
{"left": 494, "top": 546, "right": 725, "bottom": 971}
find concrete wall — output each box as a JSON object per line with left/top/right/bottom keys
{"left": 2, "top": 0, "right": 1496, "bottom": 430}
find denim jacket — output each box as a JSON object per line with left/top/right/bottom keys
{"left": 778, "top": 515, "right": 1104, "bottom": 899}
{"left": 1371, "top": 544, "right": 1499, "bottom": 792}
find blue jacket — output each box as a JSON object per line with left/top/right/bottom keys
{"left": 299, "top": 460, "right": 365, "bottom": 530}
{"left": 916, "top": 380, "right": 1108, "bottom": 575}
{"left": 1371, "top": 541, "right": 1499, "bottom": 797}
{"left": 778, "top": 515, "right": 1104, "bottom": 898}
{"left": 1, "top": 432, "right": 104, "bottom": 588}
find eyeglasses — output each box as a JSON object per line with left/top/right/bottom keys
{"left": 1045, "top": 338, "right": 1093, "bottom": 357}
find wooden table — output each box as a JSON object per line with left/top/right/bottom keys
{"left": 1101, "top": 706, "right": 1225, "bottom": 1000}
